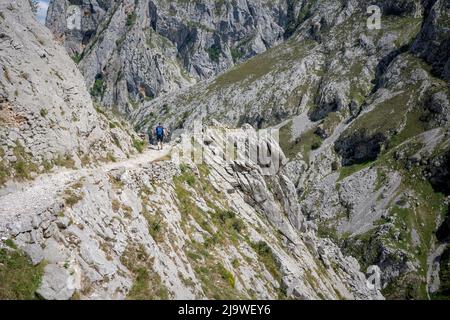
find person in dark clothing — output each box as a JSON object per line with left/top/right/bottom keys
{"left": 155, "top": 123, "right": 166, "bottom": 150}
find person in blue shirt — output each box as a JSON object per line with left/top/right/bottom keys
{"left": 155, "top": 123, "right": 166, "bottom": 150}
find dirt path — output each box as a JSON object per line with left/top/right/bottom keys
{"left": 0, "top": 146, "right": 171, "bottom": 220}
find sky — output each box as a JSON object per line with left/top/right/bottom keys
{"left": 36, "top": 0, "right": 49, "bottom": 24}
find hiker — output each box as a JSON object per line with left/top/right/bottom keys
{"left": 155, "top": 123, "right": 166, "bottom": 150}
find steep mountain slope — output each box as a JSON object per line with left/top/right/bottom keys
{"left": 133, "top": 0, "right": 428, "bottom": 130}
{"left": 0, "top": 0, "right": 141, "bottom": 188}
{"left": 0, "top": 0, "right": 383, "bottom": 300}
{"left": 133, "top": 0, "right": 450, "bottom": 299}
{"left": 46, "top": 0, "right": 307, "bottom": 113}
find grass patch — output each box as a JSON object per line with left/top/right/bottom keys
{"left": 386, "top": 108, "right": 426, "bottom": 151}
{"left": 132, "top": 138, "right": 146, "bottom": 154}
{"left": 106, "top": 152, "right": 116, "bottom": 163}
{"left": 338, "top": 160, "right": 374, "bottom": 181}
{"left": 251, "top": 241, "right": 282, "bottom": 283}
{"left": 63, "top": 179, "right": 85, "bottom": 207}
{"left": 179, "top": 164, "right": 195, "bottom": 186}
{"left": 0, "top": 247, "right": 45, "bottom": 300}
{"left": 71, "top": 52, "right": 82, "bottom": 64}
{"left": 109, "top": 122, "right": 119, "bottom": 129}
{"left": 211, "top": 209, "right": 246, "bottom": 235}
{"left": 172, "top": 162, "right": 252, "bottom": 298}
{"left": 174, "top": 163, "right": 246, "bottom": 243}
{"left": 231, "top": 47, "right": 245, "bottom": 63}
{"left": 218, "top": 264, "right": 235, "bottom": 288}
{"left": 126, "top": 12, "right": 137, "bottom": 27}
{"left": 12, "top": 144, "right": 37, "bottom": 181}
{"left": 0, "top": 149, "right": 9, "bottom": 186}
{"left": 346, "top": 92, "right": 411, "bottom": 137}
{"left": 173, "top": 174, "right": 208, "bottom": 233}
{"left": 143, "top": 210, "right": 166, "bottom": 243}
{"left": 184, "top": 241, "right": 244, "bottom": 300}
{"left": 279, "top": 121, "right": 322, "bottom": 163}
{"left": 209, "top": 38, "right": 314, "bottom": 91}
{"left": 53, "top": 154, "right": 76, "bottom": 169}
{"left": 121, "top": 244, "right": 169, "bottom": 300}
{"left": 63, "top": 189, "right": 84, "bottom": 207}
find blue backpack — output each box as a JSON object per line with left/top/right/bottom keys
{"left": 155, "top": 126, "right": 164, "bottom": 137}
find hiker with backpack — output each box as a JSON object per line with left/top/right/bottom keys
{"left": 154, "top": 123, "right": 166, "bottom": 150}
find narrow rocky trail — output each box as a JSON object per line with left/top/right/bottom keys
{"left": 0, "top": 146, "right": 171, "bottom": 227}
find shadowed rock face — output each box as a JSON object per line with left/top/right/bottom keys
{"left": 335, "top": 131, "right": 386, "bottom": 166}
{"left": 426, "top": 150, "right": 450, "bottom": 242}
{"left": 378, "top": 0, "right": 422, "bottom": 16}
{"left": 412, "top": 0, "right": 450, "bottom": 80}
{"left": 427, "top": 150, "right": 450, "bottom": 195}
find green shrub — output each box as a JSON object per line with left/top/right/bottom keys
{"left": 251, "top": 241, "right": 282, "bottom": 282}
{"left": 121, "top": 244, "right": 169, "bottom": 300}
{"left": 231, "top": 47, "right": 244, "bottom": 63}
{"left": 207, "top": 45, "right": 221, "bottom": 63}
{"left": 71, "top": 52, "right": 82, "bottom": 64}
{"left": 107, "top": 152, "right": 117, "bottom": 162}
{"left": 90, "top": 79, "right": 105, "bottom": 97}
{"left": 14, "top": 161, "right": 29, "bottom": 180}
{"left": 311, "top": 140, "right": 322, "bottom": 150}
{"left": 40, "top": 108, "right": 48, "bottom": 118}
{"left": 218, "top": 264, "right": 235, "bottom": 288}
{"left": 126, "top": 13, "right": 137, "bottom": 27}
{"left": 133, "top": 138, "right": 146, "bottom": 153}
{"left": 53, "top": 154, "right": 76, "bottom": 169}
{"left": 179, "top": 164, "right": 196, "bottom": 186}
{"left": 63, "top": 189, "right": 84, "bottom": 207}
{"left": 144, "top": 212, "right": 165, "bottom": 243}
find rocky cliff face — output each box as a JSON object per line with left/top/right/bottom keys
{"left": 0, "top": 0, "right": 384, "bottom": 300}
{"left": 0, "top": 0, "right": 143, "bottom": 189}
{"left": 132, "top": 0, "right": 450, "bottom": 299}
{"left": 411, "top": 0, "right": 450, "bottom": 80}
{"left": 45, "top": 0, "right": 306, "bottom": 113}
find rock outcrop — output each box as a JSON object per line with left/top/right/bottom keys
{"left": 411, "top": 0, "right": 450, "bottom": 80}
{"left": 0, "top": 0, "right": 140, "bottom": 188}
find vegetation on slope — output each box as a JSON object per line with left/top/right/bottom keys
{"left": 0, "top": 241, "right": 45, "bottom": 300}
